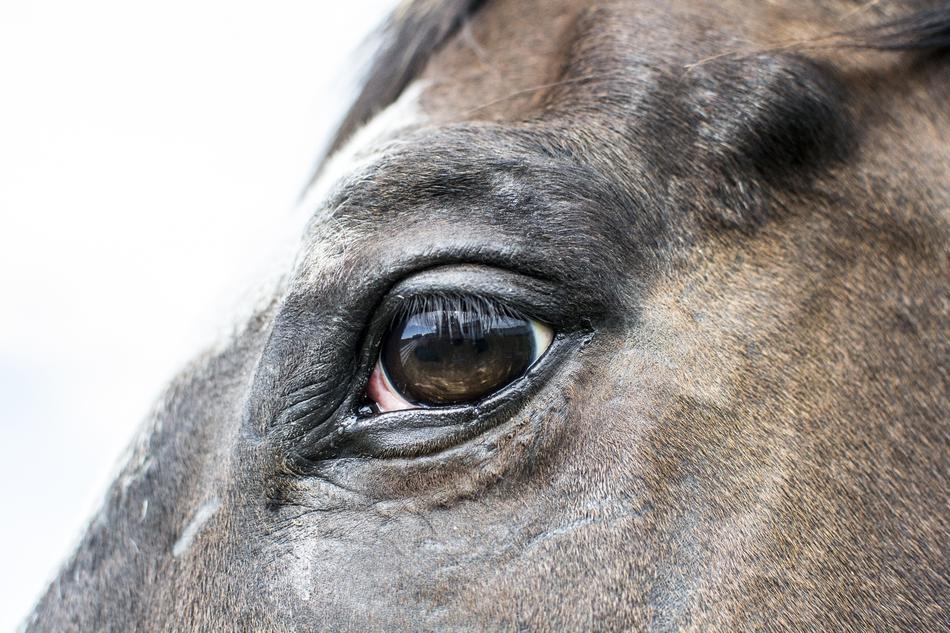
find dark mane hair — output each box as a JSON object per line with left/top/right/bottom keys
{"left": 315, "top": 1, "right": 949, "bottom": 176}
{"left": 319, "top": 0, "right": 485, "bottom": 164}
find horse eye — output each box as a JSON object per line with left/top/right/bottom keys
{"left": 366, "top": 301, "right": 553, "bottom": 412}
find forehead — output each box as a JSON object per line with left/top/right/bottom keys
{"left": 415, "top": 0, "right": 831, "bottom": 120}
{"left": 298, "top": 0, "right": 853, "bottom": 286}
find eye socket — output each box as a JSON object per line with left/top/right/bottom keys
{"left": 366, "top": 295, "right": 553, "bottom": 412}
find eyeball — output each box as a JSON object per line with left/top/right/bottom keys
{"left": 366, "top": 296, "right": 553, "bottom": 412}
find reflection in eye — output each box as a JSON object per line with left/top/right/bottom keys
{"left": 366, "top": 295, "right": 553, "bottom": 412}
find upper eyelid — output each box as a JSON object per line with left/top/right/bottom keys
{"left": 372, "top": 264, "right": 568, "bottom": 328}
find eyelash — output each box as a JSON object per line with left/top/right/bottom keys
{"left": 386, "top": 292, "right": 532, "bottom": 334}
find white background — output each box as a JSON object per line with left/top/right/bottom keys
{"left": 0, "top": 1, "right": 395, "bottom": 628}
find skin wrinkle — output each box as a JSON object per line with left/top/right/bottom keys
{"left": 24, "top": 0, "right": 949, "bottom": 631}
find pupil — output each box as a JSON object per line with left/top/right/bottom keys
{"left": 380, "top": 309, "right": 537, "bottom": 405}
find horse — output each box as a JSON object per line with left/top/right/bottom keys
{"left": 24, "top": 0, "right": 949, "bottom": 630}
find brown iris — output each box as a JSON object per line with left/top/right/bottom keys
{"left": 378, "top": 305, "right": 550, "bottom": 407}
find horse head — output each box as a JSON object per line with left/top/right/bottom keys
{"left": 25, "top": 1, "right": 949, "bottom": 630}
